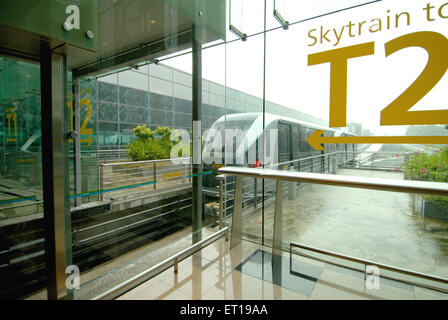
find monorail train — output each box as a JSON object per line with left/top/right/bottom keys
{"left": 201, "top": 112, "right": 358, "bottom": 204}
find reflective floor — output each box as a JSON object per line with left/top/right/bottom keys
{"left": 117, "top": 238, "right": 448, "bottom": 300}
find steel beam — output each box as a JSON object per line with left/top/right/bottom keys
{"left": 192, "top": 22, "right": 203, "bottom": 244}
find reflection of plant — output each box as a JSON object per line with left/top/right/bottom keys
{"left": 155, "top": 127, "right": 173, "bottom": 143}
{"left": 402, "top": 147, "right": 448, "bottom": 209}
{"left": 126, "top": 125, "right": 192, "bottom": 161}
{"left": 133, "top": 125, "right": 154, "bottom": 141}
{"left": 126, "top": 139, "right": 171, "bottom": 161}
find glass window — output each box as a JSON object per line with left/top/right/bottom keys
{"left": 0, "top": 57, "right": 45, "bottom": 299}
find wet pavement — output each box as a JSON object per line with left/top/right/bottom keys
{"left": 243, "top": 169, "right": 448, "bottom": 280}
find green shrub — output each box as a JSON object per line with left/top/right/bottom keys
{"left": 126, "top": 125, "right": 187, "bottom": 161}
{"left": 133, "top": 125, "right": 154, "bottom": 141}
{"left": 126, "top": 139, "right": 171, "bottom": 161}
{"left": 402, "top": 147, "right": 448, "bottom": 209}
{"left": 402, "top": 148, "right": 448, "bottom": 182}
{"left": 155, "top": 127, "right": 173, "bottom": 144}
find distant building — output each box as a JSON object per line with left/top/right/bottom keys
{"left": 347, "top": 122, "right": 362, "bottom": 135}
{"left": 96, "top": 63, "right": 327, "bottom": 150}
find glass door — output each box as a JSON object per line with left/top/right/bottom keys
{"left": 0, "top": 56, "right": 46, "bottom": 299}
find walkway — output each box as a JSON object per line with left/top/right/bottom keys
{"left": 118, "top": 237, "right": 448, "bottom": 300}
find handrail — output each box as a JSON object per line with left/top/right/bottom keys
{"left": 218, "top": 167, "right": 448, "bottom": 196}
{"left": 92, "top": 226, "right": 229, "bottom": 300}
{"left": 266, "top": 152, "right": 339, "bottom": 168}
{"left": 268, "top": 150, "right": 417, "bottom": 169}
{"left": 290, "top": 242, "right": 448, "bottom": 293}
{"left": 219, "top": 165, "right": 448, "bottom": 278}
{"left": 100, "top": 157, "right": 191, "bottom": 167}
{"left": 0, "top": 200, "right": 43, "bottom": 212}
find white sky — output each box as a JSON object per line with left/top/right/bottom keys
{"left": 164, "top": 0, "right": 448, "bottom": 136}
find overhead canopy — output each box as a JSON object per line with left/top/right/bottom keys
{"left": 0, "top": 0, "right": 226, "bottom": 77}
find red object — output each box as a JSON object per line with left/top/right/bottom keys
{"left": 249, "top": 161, "right": 261, "bottom": 168}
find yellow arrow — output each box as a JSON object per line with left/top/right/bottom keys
{"left": 69, "top": 136, "right": 92, "bottom": 146}
{"left": 80, "top": 136, "right": 93, "bottom": 146}
{"left": 307, "top": 130, "right": 448, "bottom": 151}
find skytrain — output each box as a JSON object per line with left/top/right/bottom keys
{"left": 201, "top": 112, "right": 358, "bottom": 206}
{"left": 202, "top": 112, "right": 357, "bottom": 171}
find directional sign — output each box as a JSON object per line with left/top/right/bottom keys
{"left": 307, "top": 130, "right": 448, "bottom": 151}
{"left": 307, "top": 31, "right": 448, "bottom": 151}
{"left": 81, "top": 136, "right": 92, "bottom": 147}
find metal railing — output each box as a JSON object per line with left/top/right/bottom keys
{"left": 98, "top": 157, "right": 192, "bottom": 201}
{"left": 0, "top": 200, "right": 43, "bottom": 217}
{"left": 218, "top": 166, "right": 448, "bottom": 195}
{"left": 340, "top": 151, "right": 413, "bottom": 171}
{"left": 216, "top": 152, "right": 341, "bottom": 219}
{"left": 92, "top": 226, "right": 229, "bottom": 300}
{"left": 213, "top": 149, "right": 411, "bottom": 222}
{"left": 97, "top": 149, "right": 129, "bottom": 163}
{"left": 268, "top": 152, "right": 339, "bottom": 173}
{"left": 218, "top": 166, "right": 448, "bottom": 291}
{"left": 290, "top": 242, "right": 448, "bottom": 293}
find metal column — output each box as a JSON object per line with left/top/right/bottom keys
{"left": 40, "top": 44, "right": 71, "bottom": 300}
{"left": 192, "top": 22, "right": 203, "bottom": 244}
{"left": 230, "top": 176, "right": 243, "bottom": 249}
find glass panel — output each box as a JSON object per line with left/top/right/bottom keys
{"left": 229, "top": 0, "right": 265, "bottom": 40}
{"left": 263, "top": 0, "right": 448, "bottom": 294}
{"left": 69, "top": 35, "right": 227, "bottom": 299}
{"left": 281, "top": 180, "right": 448, "bottom": 290}
{"left": 2, "top": 0, "right": 441, "bottom": 299}
{"left": 0, "top": 57, "right": 45, "bottom": 299}
{"left": 225, "top": 32, "right": 265, "bottom": 244}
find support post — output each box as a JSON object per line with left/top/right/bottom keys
{"left": 253, "top": 178, "right": 257, "bottom": 208}
{"left": 230, "top": 176, "right": 243, "bottom": 249}
{"left": 153, "top": 162, "right": 157, "bottom": 189}
{"left": 217, "top": 175, "right": 225, "bottom": 230}
{"left": 174, "top": 258, "right": 178, "bottom": 273}
{"left": 333, "top": 154, "right": 337, "bottom": 174}
{"left": 40, "top": 44, "right": 71, "bottom": 300}
{"left": 272, "top": 180, "right": 283, "bottom": 257}
{"left": 288, "top": 166, "right": 296, "bottom": 200}
{"left": 192, "top": 22, "right": 203, "bottom": 244}
{"left": 99, "top": 164, "right": 104, "bottom": 201}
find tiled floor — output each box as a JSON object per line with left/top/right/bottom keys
{"left": 117, "top": 238, "right": 448, "bottom": 300}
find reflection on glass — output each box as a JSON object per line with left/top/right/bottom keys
{"left": 0, "top": 57, "right": 45, "bottom": 299}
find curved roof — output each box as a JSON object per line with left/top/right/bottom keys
{"left": 214, "top": 112, "right": 332, "bottom": 132}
